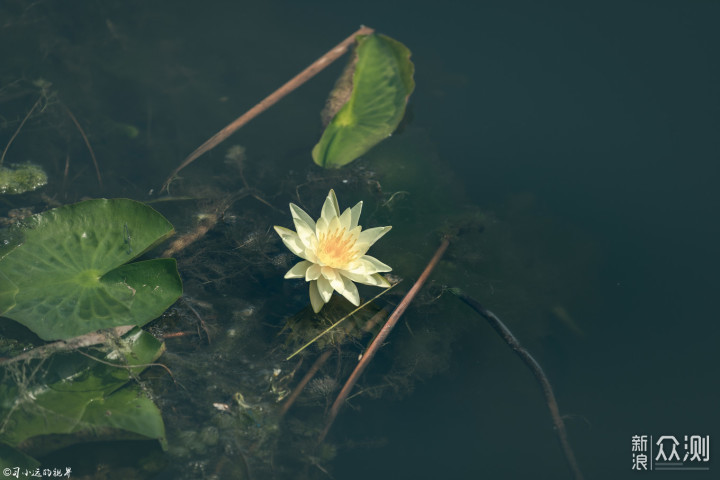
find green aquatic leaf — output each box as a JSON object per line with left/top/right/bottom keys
{"left": 312, "top": 34, "right": 415, "bottom": 168}
{"left": 0, "top": 271, "right": 18, "bottom": 316}
{"left": 0, "top": 441, "right": 40, "bottom": 470}
{"left": 82, "top": 385, "right": 166, "bottom": 448}
{"left": 0, "top": 328, "right": 166, "bottom": 451}
{"left": 0, "top": 198, "right": 181, "bottom": 340}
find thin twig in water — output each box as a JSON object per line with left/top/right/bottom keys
{"left": 61, "top": 102, "right": 103, "bottom": 187}
{"left": 160, "top": 25, "right": 374, "bottom": 192}
{"left": 161, "top": 186, "right": 276, "bottom": 258}
{"left": 76, "top": 349, "right": 175, "bottom": 380}
{"left": 449, "top": 288, "right": 584, "bottom": 480}
{"left": 183, "top": 298, "right": 212, "bottom": 343}
{"left": 279, "top": 349, "right": 332, "bottom": 418}
{"left": 286, "top": 283, "right": 397, "bottom": 361}
{"left": 62, "top": 153, "right": 70, "bottom": 189}
{"left": 0, "top": 96, "right": 41, "bottom": 167}
{"left": 319, "top": 236, "right": 450, "bottom": 443}
{"left": 280, "top": 308, "right": 389, "bottom": 418}
{"left": 0, "top": 326, "right": 135, "bottom": 366}
{"left": 160, "top": 192, "right": 237, "bottom": 258}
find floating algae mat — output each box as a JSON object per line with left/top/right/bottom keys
{"left": 0, "top": 163, "right": 48, "bottom": 194}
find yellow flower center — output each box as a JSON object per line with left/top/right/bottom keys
{"left": 316, "top": 227, "right": 356, "bottom": 268}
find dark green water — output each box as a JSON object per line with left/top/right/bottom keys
{"left": 1, "top": 1, "right": 717, "bottom": 479}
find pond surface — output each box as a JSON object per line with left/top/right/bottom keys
{"left": 0, "top": 1, "right": 717, "bottom": 479}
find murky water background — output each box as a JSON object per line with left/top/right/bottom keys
{"left": 1, "top": 1, "right": 718, "bottom": 478}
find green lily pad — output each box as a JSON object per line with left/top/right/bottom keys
{"left": 0, "top": 228, "right": 21, "bottom": 315}
{"left": 312, "top": 34, "right": 415, "bottom": 168}
{"left": 0, "top": 198, "right": 181, "bottom": 340}
{"left": 0, "top": 328, "right": 167, "bottom": 451}
{"left": 0, "top": 271, "right": 18, "bottom": 316}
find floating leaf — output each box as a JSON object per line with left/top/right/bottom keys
{"left": 0, "top": 198, "right": 181, "bottom": 340}
{"left": 312, "top": 34, "right": 415, "bottom": 168}
{"left": 0, "top": 441, "right": 40, "bottom": 470}
{"left": 0, "top": 328, "right": 166, "bottom": 451}
{"left": 0, "top": 272, "right": 17, "bottom": 316}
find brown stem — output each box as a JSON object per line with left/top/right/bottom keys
{"left": 0, "top": 96, "right": 41, "bottom": 167}
{"left": 0, "top": 325, "right": 134, "bottom": 365}
{"left": 160, "top": 192, "right": 239, "bottom": 258}
{"left": 319, "top": 237, "right": 450, "bottom": 443}
{"left": 279, "top": 349, "right": 332, "bottom": 418}
{"left": 161, "top": 25, "right": 375, "bottom": 192}
{"left": 280, "top": 308, "right": 388, "bottom": 419}
{"left": 61, "top": 102, "right": 103, "bottom": 187}
{"left": 450, "top": 288, "right": 584, "bottom": 480}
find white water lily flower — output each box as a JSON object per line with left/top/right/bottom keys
{"left": 274, "top": 189, "right": 392, "bottom": 313}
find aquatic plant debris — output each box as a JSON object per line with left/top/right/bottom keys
{"left": 274, "top": 189, "right": 392, "bottom": 313}
{"left": 0, "top": 163, "right": 47, "bottom": 194}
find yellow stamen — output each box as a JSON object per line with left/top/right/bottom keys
{"left": 317, "top": 227, "right": 356, "bottom": 268}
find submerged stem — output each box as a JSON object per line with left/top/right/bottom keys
{"left": 61, "top": 102, "right": 103, "bottom": 187}
{"left": 0, "top": 96, "right": 41, "bottom": 167}
{"left": 319, "top": 236, "right": 450, "bottom": 443}
{"left": 450, "top": 288, "right": 584, "bottom": 480}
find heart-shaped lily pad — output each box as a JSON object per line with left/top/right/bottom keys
{"left": 312, "top": 34, "right": 415, "bottom": 168}
{"left": 0, "top": 198, "right": 182, "bottom": 340}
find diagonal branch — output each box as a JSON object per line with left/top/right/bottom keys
{"left": 319, "top": 236, "right": 450, "bottom": 443}
{"left": 161, "top": 25, "right": 374, "bottom": 192}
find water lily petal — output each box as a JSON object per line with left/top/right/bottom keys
{"left": 370, "top": 273, "right": 391, "bottom": 288}
{"left": 321, "top": 266, "right": 345, "bottom": 293}
{"left": 274, "top": 226, "right": 307, "bottom": 258}
{"left": 285, "top": 260, "right": 312, "bottom": 279}
{"left": 337, "top": 275, "right": 360, "bottom": 306}
{"left": 317, "top": 276, "right": 333, "bottom": 302}
{"left": 338, "top": 207, "right": 353, "bottom": 231}
{"left": 358, "top": 226, "right": 392, "bottom": 250}
{"left": 341, "top": 270, "right": 382, "bottom": 286}
{"left": 349, "top": 201, "right": 363, "bottom": 229}
{"left": 359, "top": 255, "right": 392, "bottom": 273}
{"left": 289, "top": 203, "right": 317, "bottom": 246}
{"left": 346, "top": 255, "right": 392, "bottom": 275}
{"left": 321, "top": 189, "right": 340, "bottom": 221}
{"left": 289, "top": 203, "right": 316, "bottom": 230}
{"left": 327, "top": 215, "right": 342, "bottom": 234}
{"left": 315, "top": 215, "right": 329, "bottom": 236}
{"left": 309, "top": 281, "right": 324, "bottom": 313}
{"left": 305, "top": 263, "right": 321, "bottom": 281}
{"left": 348, "top": 225, "right": 362, "bottom": 243}
{"left": 303, "top": 248, "right": 319, "bottom": 264}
